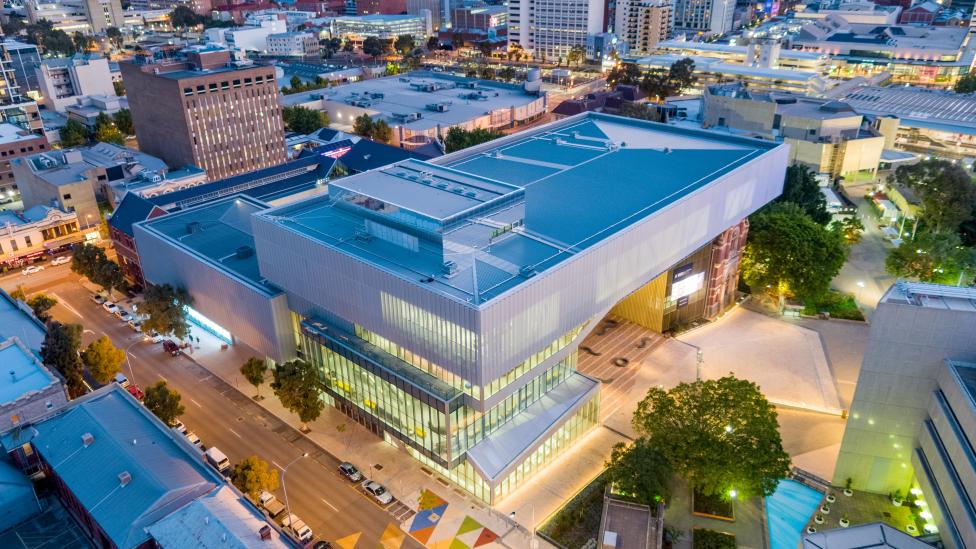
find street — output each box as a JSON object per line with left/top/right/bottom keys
{"left": 3, "top": 270, "right": 421, "bottom": 549}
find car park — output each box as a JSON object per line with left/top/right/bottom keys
{"left": 102, "top": 302, "right": 119, "bottom": 314}
{"left": 50, "top": 255, "right": 71, "bottom": 266}
{"left": 338, "top": 462, "right": 362, "bottom": 482}
{"left": 361, "top": 480, "right": 393, "bottom": 505}
{"left": 185, "top": 431, "right": 201, "bottom": 446}
{"left": 21, "top": 265, "right": 44, "bottom": 275}
{"left": 90, "top": 294, "right": 106, "bottom": 305}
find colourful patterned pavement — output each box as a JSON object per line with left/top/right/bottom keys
{"left": 406, "top": 490, "right": 502, "bottom": 549}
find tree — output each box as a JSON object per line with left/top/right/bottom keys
{"left": 113, "top": 80, "right": 125, "bottom": 96}
{"left": 480, "top": 66, "right": 496, "bottom": 80}
{"left": 362, "top": 36, "right": 385, "bottom": 59}
{"left": 240, "top": 357, "right": 268, "bottom": 399}
{"left": 498, "top": 66, "right": 517, "bottom": 82}
{"left": 606, "top": 438, "right": 672, "bottom": 505}
{"left": 618, "top": 102, "right": 662, "bottom": 122}
{"left": 72, "top": 31, "right": 94, "bottom": 52}
{"left": 60, "top": 119, "right": 90, "bottom": 147}
{"left": 353, "top": 114, "right": 374, "bottom": 138}
{"left": 42, "top": 29, "right": 75, "bottom": 56}
{"left": 26, "top": 293, "right": 58, "bottom": 322}
{"left": 955, "top": 71, "right": 976, "bottom": 93}
{"left": 41, "top": 322, "right": 85, "bottom": 397}
{"left": 94, "top": 258, "right": 126, "bottom": 295}
{"left": 640, "top": 58, "right": 697, "bottom": 101}
{"left": 443, "top": 127, "right": 503, "bottom": 153}
{"left": 144, "top": 381, "right": 185, "bottom": 426}
{"left": 141, "top": 283, "right": 193, "bottom": 340}
{"left": 93, "top": 112, "right": 125, "bottom": 145}
{"left": 890, "top": 159, "right": 976, "bottom": 233}
{"left": 113, "top": 108, "right": 134, "bottom": 135}
{"left": 633, "top": 375, "right": 791, "bottom": 499}
{"left": 170, "top": 5, "right": 201, "bottom": 29}
{"left": 394, "top": 34, "right": 415, "bottom": 55}
{"left": 232, "top": 455, "right": 280, "bottom": 499}
{"left": 342, "top": 39, "right": 354, "bottom": 52}
{"left": 106, "top": 26, "right": 124, "bottom": 49}
{"left": 71, "top": 243, "right": 107, "bottom": 279}
{"left": 886, "top": 230, "right": 976, "bottom": 284}
{"left": 372, "top": 120, "right": 391, "bottom": 143}
{"left": 775, "top": 165, "right": 830, "bottom": 225}
{"left": 81, "top": 336, "right": 125, "bottom": 385}
{"left": 477, "top": 41, "right": 492, "bottom": 58}
{"left": 830, "top": 216, "right": 864, "bottom": 244}
{"left": 567, "top": 45, "right": 586, "bottom": 68}
{"left": 282, "top": 106, "right": 328, "bottom": 134}
{"left": 607, "top": 62, "right": 641, "bottom": 88}
{"left": 426, "top": 36, "right": 438, "bottom": 51}
{"left": 271, "top": 359, "right": 324, "bottom": 432}
{"left": 742, "top": 202, "right": 847, "bottom": 303}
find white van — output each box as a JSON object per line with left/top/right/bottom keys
{"left": 204, "top": 447, "right": 231, "bottom": 476}
{"left": 281, "top": 514, "right": 313, "bottom": 542}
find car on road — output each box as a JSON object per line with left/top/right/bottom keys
{"left": 127, "top": 320, "right": 142, "bottom": 332}
{"left": 338, "top": 462, "right": 362, "bottom": 482}
{"left": 361, "top": 480, "right": 393, "bottom": 505}
{"left": 171, "top": 420, "right": 186, "bottom": 434}
{"left": 259, "top": 491, "right": 286, "bottom": 518}
{"left": 204, "top": 447, "right": 231, "bottom": 476}
{"left": 102, "top": 302, "right": 119, "bottom": 314}
{"left": 281, "top": 514, "right": 313, "bottom": 543}
{"left": 145, "top": 331, "right": 165, "bottom": 344}
{"left": 116, "top": 310, "right": 133, "bottom": 323}
{"left": 50, "top": 255, "right": 71, "bottom": 266}
{"left": 126, "top": 384, "right": 145, "bottom": 400}
{"left": 21, "top": 265, "right": 44, "bottom": 275}
{"left": 113, "top": 372, "right": 130, "bottom": 389}
{"left": 185, "top": 431, "right": 201, "bottom": 446}
{"left": 162, "top": 339, "right": 180, "bottom": 356}
{"left": 90, "top": 293, "right": 106, "bottom": 305}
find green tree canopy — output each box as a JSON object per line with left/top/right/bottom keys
{"left": 26, "top": 293, "right": 58, "bottom": 322}
{"left": 606, "top": 438, "right": 673, "bottom": 506}
{"left": 830, "top": 216, "right": 865, "bottom": 245}
{"left": 41, "top": 322, "right": 85, "bottom": 397}
{"left": 955, "top": 71, "right": 976, "bottom": 93}
{"left": 618, "top": 101, "right": 662, "bottom": 122}
{"left": 282, "top": 106, "right": 329, "bottom": 134}
{"left": 72, "top": 31, "right": 94, "bottom": 52}
{"left": 169, "top": 5, "right": 202, "bottom": 28}
{"left": 394, "top": 34, "right": 415, "bottom": 55}
{"left": 633, "top": 375, "right": 791, "bottom": 498}
{"left": 113, "top": 108, "right": 134, "bottom": 136}
{"left": 426, "top": 36, "right": 438, "bottom": 50}
{"left": 640, "top": 58, "right": 697, "bottom": 101}
{"left": 60, "top": 119, "right": 90, "bottom": 147}
{"left": 144, "top": 381, "right": 185, "bottom": 426}
{"left": 232, "top": 455, "right": 280, "bottom": 499}
{"left": 890, "top": 159, "right": 976, "bottom": 233}
{"left": 70, "top": 243, "right": 109, "bottom": 280}
{"left": 141, "top": 283, "right": 193, "bottom": 340}
{"left": 353, "top": 114, "right": 374, "bottom": 138}
{"left": 607, "top": 62, "right": 641, "bottom": 88}
{"left": 272, "top": 359, "right": 324, "bottom": 431}
{"left": 776, "top": 165, "right": 830, "bottom": 225}
{"left": 362, "top": 36, "right": 386, "bottom": 58}
{"left": 81, "top": 335, "right": 125, "bottom": 385}
{"left": 742, "top": 202, "right": 848, "bottom": 302}
{"left": 94, "top": 112, "right": 125, "bottom": 145}
{"left": 372, "top": 119, "right": 392, "bottom": 143}
{"left": 94, "top": 258, "right": 126, "bottom": 295}
{"left": 885, "top": 230, "right": 976, "bottom": 284}
{"left": 444, "top": 127, "right": 503, "bottom": 153}
{"left": 240, "top": 357, "right": 268, "bottom": 398}
{"left": 106, "top": 26, "right": 124, "bottom": 48}
{"left": 113, "top": 80, "right": 126, "bottom": 96}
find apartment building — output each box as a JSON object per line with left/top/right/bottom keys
{"left": 203, "top": 19, "right": 287, "bottom": 52}
{"left": 25, "top": 0, "right": 125, "bottom": 34}
{"left": 134, "top": 113, "right": 788, "bottom": 504}
{"left": 266, "top": 32, "right": 321, "bottom": 57}
{"left": 673, "top": 0, "right": 735, "bottom": 36}
{"left": 703, "top": 83, "right": 887, "bottom": 178}
{"left": 508, "top": 0, "right": 604, "bottom": 60}
{"left": 120, "top": 46, "right": 286, "bottom": 181}
{"left": 614, "top": 0, "right": 671, "bottom": 56}
{"left": 0, "top": 122, "right": 50, "bottom": 198}
{"left": 36, "top": 54, "right": 116, "bottom": 113}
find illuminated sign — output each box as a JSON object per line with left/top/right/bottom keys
{"left": 671, "top": 272, "right": 704, "bottom": 300}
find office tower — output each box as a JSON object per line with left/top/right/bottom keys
{"left": 25, "top": 0, "right": 125, "bottom": 35}
{"left": 614, "top": 0, "right": 672, "bottom": 56}
{"left": 834, "top": 282, "right": 976, "bottom": 548}
{"left": 673, "top": 0, "right": 734, "bottom": 36}
{"left": 120, "top": 47, "right": 286, "bottom": 181}
{"left": 509, "top": 0, "right": 606, "bottom": 61}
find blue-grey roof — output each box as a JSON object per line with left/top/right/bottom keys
{"left": 0, "top": 289, "right": 46, "bottom": 352}
{"left": 329, "top": 138, "right": 427, "bottom": 173}
{"left": 108, "top": 193, "right": 165, "bottom": 237}
{"left": 262, "top": 113, "right": 776, "bottom": 304}
{"left": 3, "top": 386, "right": 220, "bottom": 549}
{"left": 0, "top": 338, "right": 58, "bottom": 406}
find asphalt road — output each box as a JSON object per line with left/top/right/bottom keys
{"left": 4, "top": 272, "right": 420, "bottom": 549}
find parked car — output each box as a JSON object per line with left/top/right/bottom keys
{"left": 171, "top": 420, "right": 186, "bottom": 434}
{"left": 126, "top": 384, "right": 145, "bottom": 400}
{"left": 145, "top": 331, "right": 165, "bottom": 344}
{"left": 185, "top": 431, "right": 201, "bottom": 446}
{"left": 113, "top": 372, "right": 130, "bottom": 389}
{"left": 127, "top": 320, "right": 142, "bottom": 332}
{"left": 204, "top": 447, "right": 231, "bottom": 476}
{"left": 338, "top": 462, "right": 362, "bottom": 482}
{"left": 116, "top": 310, "right": 133, "bottom": 323}
{"left": 90, "top": 293, "right": 106, "bottom": 305}
{"left": 21, "top": 265, "right": 44, "bottom": 275}
{"left": 50, "top": 255, "right": 71, "bottom": 266}
{"left": 259, "top": 491, "right": 286, "bottom": 518}
{"left": 362, "top": 480, "right": 393, "bottom": 505}
{"left": 102, "top": 302, "right": 119, "bottom": 315}
{"left": 162, "top": 339, "right": 180, "bottom": 356}
{"left": 281, "top": 514, "right": 313, "bottom": 543}
{"left": 313, "top": 542, "right": 333, "bottom": 549}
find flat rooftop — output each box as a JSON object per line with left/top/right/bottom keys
{"left": 636, "top": 54, "right": 823, "bottom": 83}
{"left": 139, "top": 195, "right": 281, "bottom": 297}
{"left": 0, "top": 290, "right": 46, "bottom": 351}
{"left": 0, "top": 123, "right": 42, "bottom": 144}
{"left": 262, "top": 113, "right": 775, "bottom": 304}
{"left": 0, "top": 338, "right": 57, "bottom": 405}
{"left": 281, "top": 71, "right": 540, "bottom": 131}
{"left": 881, "top": 281, "right": 976, "bottom": 312}
{"left": 842, "top": 85, "right": 976, "bottom": 133}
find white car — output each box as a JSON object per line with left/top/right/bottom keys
{"left": 185, "top": 431, "right": 201, "bottom": 446}
{"left": 90, "top": 293, "right": 106, "bottom": 305}
{"left": 171, "top": 420, "right": 186, "bottom": 434}
{"left": 116, "top": 310, "right": 133, "bottom": 322}
{"left": 113, "top": 372, "right": 130, "bottom": 389}
{"left": 21, "top": 265, "right": 44, "bottom": 275}
{"left": 145, "top": 330, "right": 165, "bottom": 344}
{"left": 127, "top": 320, "right": 142, "bottom": 332}
{"left": 50, "top": 255, "right": 71, "bottom": 266}
{"left": 102, "top": 302, "right": 119, "bottom": 314}
{"left": 362, "top": 480, "right": 394, "bottom": 505}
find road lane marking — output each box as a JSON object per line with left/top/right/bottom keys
{"left": 272, "top": 460, "right": 284, "bottom": 471}
{"left": 228, "top": 428, "right": 242, "bottom": 439}
{"left": 320, "top": 498, "right": 338, "bottom": 512}
{"left": 50, "top": 293, "right": 83, "bottom": 320}
{"left": 158, "top": 375, "right": 167, "bottom": 383}
{"left": 189, "top": 398, "right": 202, "bottom": 408}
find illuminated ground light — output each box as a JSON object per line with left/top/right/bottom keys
{"left": 185, "top": 306, "right": 233, "bottom": 343}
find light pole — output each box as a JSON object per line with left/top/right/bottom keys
{"left": 281, "top": 452, "right": 308, "bottom": 537}
{"left": 124, "top": 339, "right": 140, "bottom": 385}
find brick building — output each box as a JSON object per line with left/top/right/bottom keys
{"left": 120, "top": 46, "right": 286, "bottom": 181}
{"left": 0, "top": 122, "right": 49, "bottom": 199}
{"left": 107, "top": 192, "right": 167, "bottom": 289}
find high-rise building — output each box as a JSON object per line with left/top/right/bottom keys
{"left": 25, "top": 0, "right": 125, "bottom": 34}
{"left": 673, "top": 0, "right": 734, "bottom": 36}
{"left": 509, "top": 0, "right": 605, "bottom": 60}
{"left": 120, "top": 47, "right": 286, "bottom": 181}
{"left": 406, "top": 0, "right": 442, "bottom": 30}
{"left": 36, "top": 54, "right": 116, "bottom": 113}
{"left": 1, "top": 39, "right": 41, "bottom": 99}
{"left": 614, "top": 0, "right": 671, "bottom": 56}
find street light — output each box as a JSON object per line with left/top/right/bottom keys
{"left": 282, "top": 452, "right": 309, "bottom": 538}
{"left": 123, "top": 339, "right": 140, "bottom": 385}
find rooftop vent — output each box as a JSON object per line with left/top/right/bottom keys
{"left": 519, "top": 265, "right": 538, "bottom": 278}
{"left": 118, "top": 471, "right": 132, "bottom": 487}
{"left": 235, "top": 246, "right": 253, "bottom": 259}
{"left": 186, "top": 221, "right": 201, "bottom": 234}
{"left": 663, "top": 147, "right": 672, "bottom": 154}
{"left": 259, "top": 525, "right": 272, "bottom": 541}
{"left": 442, "top": 261, "right": 458, "bottom": 278}
{"left": 81, "top": 432, "right": 94, "bottom": 447}
{"left": 8, "top": 370, "right": 14, "bottom": 382}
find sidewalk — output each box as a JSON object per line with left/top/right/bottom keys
{"left": 180, "top": 328, "right": 566, "bottom": 549}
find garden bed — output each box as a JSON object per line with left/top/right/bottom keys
{"left": 693, "top": 528, "right": 736, "bottom": 549}
{"left": 802, "top": 292, "right": 865, "bottom": 321}
{"left": 538, "top": 473, "right": 608, "bottom": 549}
